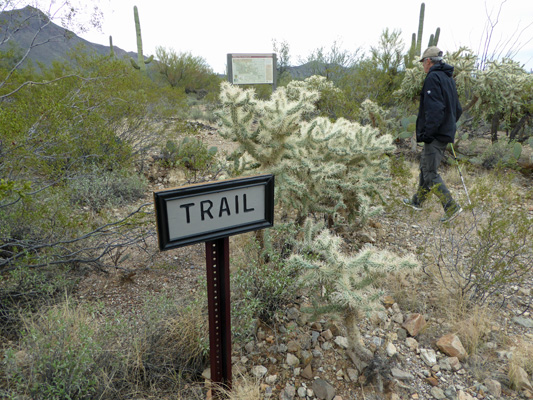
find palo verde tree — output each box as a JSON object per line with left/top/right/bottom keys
{"left": 154, "top": 46, "right": 221, "bottom": 96}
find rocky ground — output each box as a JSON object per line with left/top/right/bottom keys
{"left": 72, "top": 123, "right": 533, "bottom": 400}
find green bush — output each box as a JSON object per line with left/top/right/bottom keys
{"left": 470, "top": 140, "right": 522, "bottom": 169}
{"left": 67, "top": 166, "right": 148, "bottom": 212}
{"left": 160, "top": 137, "right": 218, "bottom": 183}
{"left": 231, "top": 225, "right": 302, "bottom": 339}
{"left": 4, "top": 300, "right": 101, "bottom": 400}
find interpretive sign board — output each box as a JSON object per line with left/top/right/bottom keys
{"left": 153, "top": 174, "right": 275, "bottom": 250}
{"left": 227, "top": 53, "right": 277, "bottom": 87}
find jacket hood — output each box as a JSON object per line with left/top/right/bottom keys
{"left": 429, "top": 62, "right": 454, "bottom": 77}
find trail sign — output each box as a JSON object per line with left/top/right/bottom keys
{"left": 154, "top": 174, "right": 274, "bottom": 250}
{"left": 227, "top": 53, "right": 277, "bottom": 90}
{"left": 153, "top": 174, "right": 275, "bottom": 391}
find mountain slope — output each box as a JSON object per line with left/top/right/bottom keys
{"left": 0, "top": 5, "right": 136, "bottom": 67}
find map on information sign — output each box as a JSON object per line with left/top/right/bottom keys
{"left": 230, "top": 54, "right": 274, "bottom": 85}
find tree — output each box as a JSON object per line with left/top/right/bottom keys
{"left": 154, "top": 46, "right": 220, "bottom": 95}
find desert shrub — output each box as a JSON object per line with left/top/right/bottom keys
{"left": 0, "top": 267, "right": 75, "bottom": 340}
{"left": 4, "top": 299, "right": 101, "bottom": 400}
{"left": 231, "top": 224, "right": 302, "bottom": 338}
{"left": 125, "top": 293, "right": 209, "bottom": 387}
{"left": 67, "top": 166, "right": 148, "bottom": 212}
{"left": 159, "top": 137, "right": 220, "bottom": 183}
{"left": 470, "top": 140, "right": 522, "bottom": 169}
{"left": 422, "top": 173, "right": 533, "bottom": 305}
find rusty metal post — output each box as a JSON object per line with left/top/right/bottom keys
{"left": 205, "top": 236, "right": 232, "bottom": 391}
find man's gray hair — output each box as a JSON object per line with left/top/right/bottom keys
{"left": 428, "top": 56, "right": 443, "bottom": 63}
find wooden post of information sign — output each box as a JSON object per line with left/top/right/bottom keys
{"left": 153, "top": 174, "right": 275, "bottom": 391}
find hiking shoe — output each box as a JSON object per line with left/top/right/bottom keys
{"left": 402, "top": 198, "right": 422, "bottom": 211}
{"left": 440, "top": 206, "right": 463, "bottom": 223}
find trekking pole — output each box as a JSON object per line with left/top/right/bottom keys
{"left": 450, "top": 143, "right": 471, "bottom": 205}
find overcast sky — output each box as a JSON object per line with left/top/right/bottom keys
{"left": 79, "top": 0, "right": 533, "bottom": 74}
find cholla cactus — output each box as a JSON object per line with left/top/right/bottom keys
{"left": 217, "top": 76, "right": 394, "bottom": 226}
{"left": 289, "top": 219, "right": 418, "bottom": 359}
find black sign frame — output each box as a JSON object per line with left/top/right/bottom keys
{"left": 154, "top": 174, "right": 274, "bottom": 251}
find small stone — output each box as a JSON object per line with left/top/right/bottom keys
{"left": 406, "top": 337, "right": 419, "bottom": 351}
{"left": 286, "top": 353, "right": 300, "bottom": 367}
{"left": 280, "top": 383, "right": 296, "bottom": 400}
{"left": 334, "top": 336, "right": 349, "bottom": 349}
{"left": 430, "top": 387, "right": 446, "bottom": 399}
{"left": 265, "top": 374, "right": 278, "bottom": 384}
{"left": 391, "top": 367, "right": 415, "bottom": 380}
{"left": 301, "top": 363, "right": 314, "bottom": 379}
{"left": 512, "top": 316, "right": 533, "bottom": 328}
{"left": 483, "top": 378, "right": 501, "bottom": 397}
{"left": 382, "top": 295, "right": 395, "bottom": 308}
{"left": 511, "top": 366, "right": 533, "bottom": 391}
{"left": 426, "top": 376, "right": 439, "bottom": 386}
{"left": 420, "top": 348, "right": 437, "bottom": 366}
{"left": 312, "top": 378, "right": 336, "bottom": 400}
{"left": 321, "top": 329, "right": 333, "bottom": 340}
{"left": 251, "top": 365, "right": 268, "bottom": 378}
{"left": 436, "top": 334, "right": 468, "bottom": 360}
{"left": 402, "top": 313, "right": 427, "bottom": 337}
{"left": 346, "top": 368, "right": 358, "bottom": 382}
{"left": 386, "top": 342, "right": 397, "bottom": 357}
{"left": 287, "top": 307, "right": 301, "bottom": 320}
{"left": 297, "top": 386, "right": 307, "bottom": 398}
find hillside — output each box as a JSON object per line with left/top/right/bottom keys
{"left": 0, "top": 5, "right": 136, "bottom": 67}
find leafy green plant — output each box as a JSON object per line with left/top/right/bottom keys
{"left": 422, "top": 173, "right": 533, "bottom": 305}
{"left": 160, "top": 137, "right": 219, "bottom": 183}
{"left": 4, "top": 299, "right": 101, "bottom": 400}
{"left": 231, "top": 224, "right": 302, "bottom": 339}
{"left": 470, "top": 140, "right": 522, "bottom": 169}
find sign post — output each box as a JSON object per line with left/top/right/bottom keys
{"left": 153, "top": 174, "right": 275, "bottom": 391}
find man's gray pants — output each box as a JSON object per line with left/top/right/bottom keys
{"left": 412, "top": 139, "right": 457, "bottom": 211}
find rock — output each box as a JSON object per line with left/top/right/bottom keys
{"left": 391, "top": 367, "right": 415, "bottom": 380}
{"left": 286, "top": 307, "right": 301, "bottom": 321}
{"left": 251, "top": 365, "right": 268, "bottom": 378}
{"left": 334, "top": 336, "right": 349, "bottom": 349}
{"left": 321, "top": 329, "right": 333, "bottom": 341}
{"left": 286, "top": 353, "right": 300, "bottom": 367}
{"left": 280, "top": 383, "right": 296, "bottom": 400}
{"left": 346, "top": 368, "right": 359, "bottom": 382}
{"left": 402, "top": 313, "right": 427, "bottom": 337}
{"left": 420, "top": 348, "right": 437, "bottom": 366}
{"left": 447, "top": 356, "right": 462, "bottom": 371}
{"left": 382, "top": 295, "right": 395, "bottom": 308}
{"left": 312, "top": 378, "right": 336, "bottom": 400}
{"left": 483, "top": 378, "right": 501, "bottom": 397}
{"left": 430, "top": 387, "right": 446, "bottom": 399}
{"left": 202, "top": 368, "right": 211, "bottom": 380}
{"left": 266, "top": 375, "right": 278, "bottom": 384}
{"left": 425, "top": 377, "right": 439, "bottom": 386}
{"left": 297, "top": 386, "right": 306, "bottom": 398}
{"left": 406, "top": 337, "right": 419, "bottom": 351}
{"left": 310, "top": 321, "right": 323, "bottom": 331}
{"left": 327, "top": 321, "right": 344, "bottom": 336}
{"left": 436, "top": 334, "right": 468, "bottom": 360}
{"left": 511, "top": 366, "right": 533, "bottom": 391}
{"left": 287, "top": 340, "right": 300, "bottom": 353}
{"left": 392, "top": 313, "right": 404, "bottom": 324}
{"left": 457, "top": 390, "right": 475, "bottom": 400}
{"left": 512, "top": 316, "right": 533, "bottom": 328}
{"left": 245, "top": 341, "right": 255, "bottom": 353}
{"left": 397, "top": 328, "right": 407, "bottom": 341}
{"left": 301, "top": 364, "right": 313, "bottom": 380}
{"left": 386, "top": 342, "right": 397, "bottom": 357}
{"left": 301, "top": 350, "right": 313, "bottom": 366}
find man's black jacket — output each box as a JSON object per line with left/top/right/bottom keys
{"left": 416, "top": 62, "right": 463, "bottom": 144}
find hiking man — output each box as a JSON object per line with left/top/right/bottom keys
{"left": 403, "top": 46, "right": 463, "bottom": 223}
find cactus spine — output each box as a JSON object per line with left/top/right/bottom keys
{"left": 130, "top": 6, "right": 153, "bottom": 70}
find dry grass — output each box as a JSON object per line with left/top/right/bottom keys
{"left": 509, "top": 339, "right": 533, "bottom": 390}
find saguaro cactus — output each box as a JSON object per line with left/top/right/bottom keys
{"left": 405, "top": 3, "right": 441, "bottom": 68}
{"left": 130, "top": 6, "right": 153, "bottom": 70}
{"left": 428, "top": 27, "right": 440, "bottom": 47}
{"left": 415, "top": 3, "right": 425, "bottom": 56}
{"left": 109, "top": 35, "right": 114, "bottom": 58}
